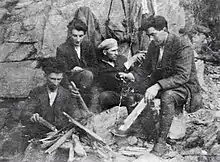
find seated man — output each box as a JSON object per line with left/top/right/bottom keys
{"left": 97, "top": 38, "right": 144, "bottom": 111}
{"left": 21, "top": 57, "right": 89, "bottom": 140}
{"left": 56, "top": 18, "right": 98, "bottom": 97}
{"left": 119, "top": 16, "right": 201, "bottom": 156}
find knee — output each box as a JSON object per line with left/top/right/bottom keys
{"left": 99, "top": 92, "right": 111, "bottom": 103}
{"left": 160, "top": 90, "right": 176, "bottom": 104}
{"left": 78, "top": 70, "right": 94, "bottom": 89}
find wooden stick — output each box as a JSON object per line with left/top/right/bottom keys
{"left": 70, "top": 81, "right": 92, "bottom": 116}
{"left": 119, "top": 98, "right": 148, "bottom": 131}
{"left": 38, "top": 117, "right": 57, "bottom": 132}
{"left": 63, "top": 112, "right": 106, "bottom": 145}
{"left": 45, "top": 128, "right": 74, "bottom": 154}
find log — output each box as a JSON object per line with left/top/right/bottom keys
{"left": 38, "top": 117, "right": 58, "bottom": 132}
{"left": 63, "top": 112, "right": 106, "bottom": 145}
{"left": 119, "top": 98, "right": 148, "bottom": 131}
{"left": 45, "top": 128, "right": 74, "bottom": 154}
{"left": 70, "top": 81, "right": 92, "bottom": 116}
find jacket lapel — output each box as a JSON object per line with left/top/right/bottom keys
{"left": 38, "top": 85, "right": 50, "bottom": 117}
{"left": 151, "top": 43, "right": 159, "bottom": 71}
{"left": 67, "top": 38, "right": 81, "bottom": 65}
{"left": 161, "top": 34, "right": 173, "bottom": 68}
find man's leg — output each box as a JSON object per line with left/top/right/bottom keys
{"left": 72, "top": 70, "right": 94, "bottom": 90}
{"left": 99, "top": 91, "right": 120, "bottom": 111}
{"left": 151, "top": 87, "right": 188, "bottom": 156}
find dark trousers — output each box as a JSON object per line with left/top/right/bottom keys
{"left": 157, "top": 86, "right": 188, "bottom": 142}
{"left": 98, "top": 91, "right": 142, "bottom": 111}
{"left": 61, "top": 69, "right": 94, "bottom": 106}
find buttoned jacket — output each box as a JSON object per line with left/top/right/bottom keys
{"left": 21, "top": 85, "right": 87, "bottom": 129}
{"left": 56, "top": 38, "right": 98, "bottom": 74}
{"left": 132, "top": 33, "right": 200, "bottom": 95}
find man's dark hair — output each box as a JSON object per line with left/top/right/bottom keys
{"left": 139, "top": 15, "right": 168, "bottom": 32}
{"left": 67, "top": 18, "right": 88, "bottom": 34}
{"left": 36, "top": 57, "right": 67, "bottom": 75}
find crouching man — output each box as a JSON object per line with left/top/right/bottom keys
{"left": 119, "top": 16, "right": 201, "bottom": 157}
{"left": 96, "top": 38, "right": 144, "bottom": 111}
{"left": 21, "top": 57, "right": 89, "bottom": 141}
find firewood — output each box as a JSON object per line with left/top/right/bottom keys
{"left": 38, "top": 117, "right": 57, "bottom": 132}
{"left": 70, "top": 81, "right": 93, "bottom": 116}
{"left": 45, "top": 128, "right": 74, "bottom": 154}
{"left": 40, "top": 138, "right": 59, "bottom": 149}
{"left": 60, "top": 142, "right": 75, "bottom": 162}
{"left": 63, "top": 112, "right": 107, "bottom": 145}
{"left": 119, "top": 98, "right": 149, "bottom": 131}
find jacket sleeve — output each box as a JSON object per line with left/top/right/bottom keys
{"left": 157, "top": 43, "right": 193, "bottom": 90}
{"left": 84, "top": 43, "right": 98, "bottom": 76}
{"left": 20, "top": 90, "right": 40, "bottom": 125}
{"left": 131, "top": 45, "right": 153, "bottom": 83}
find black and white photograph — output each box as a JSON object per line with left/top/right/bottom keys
{"left": 0, "top": 0, "right": 220, "bottom": 161}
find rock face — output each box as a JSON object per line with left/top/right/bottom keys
{"left": 0, "top": 61, "right": 45, "bottom": 98}
{"left": 0, "top": 0, "right": 186, "bottom": 97}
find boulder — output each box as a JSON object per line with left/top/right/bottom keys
{"left": 0, "top": 7, "right": 8, "bottom": 21}
{"left": 91, "top": 106, "right": 128, "bottom": 144}
{"left": 0, "top": 61, "right": 45, "bottom": 98}
{"left": 0, "top": 0, "right": 187, "bottom": 97}
{"left": 0, "top": 108, "right": 9, "bottom": 129}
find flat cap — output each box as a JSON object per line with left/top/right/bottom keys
{"left": 98, "top": 38, "right": 118, "bottom": 50}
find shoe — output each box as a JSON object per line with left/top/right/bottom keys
{"left": 150, "top": 141, "right": 169, "bottom": 157}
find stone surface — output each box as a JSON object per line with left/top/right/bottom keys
{"left": 91, "top": 106, "right": 128, "bottom": 144}
{"left": 0, "top": 0, "right": 186, "bottom": 97}
{"left": 0, "top": 61, "right": 45, "bottom": 98}
{"left": 0, "top": 108, "right": 9, "bottom": 129}
{"left": 0, "top": 8, "right": 8, "bottom": 21}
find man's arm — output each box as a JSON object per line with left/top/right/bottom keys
{"left": 20, "top": 90, "right": 40, "bottom": 125}
{"left": 83, "top": 42, "right": 98, "bottom": 76}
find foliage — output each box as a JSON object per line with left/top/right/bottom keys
{"left": 180, "top": 0, "right": 220, "bottom": 40}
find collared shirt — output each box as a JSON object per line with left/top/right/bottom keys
{"left": 102, "top": 59, "right": 115, "bottom": 67}
{"left": 156, "top": 46, "right": 164, "bottom": 69}
{"left": 75, "top": 46, "right": 81, "bottom": 59}
{"left": 47, "top": 87, "right": 58, "bottom": 106}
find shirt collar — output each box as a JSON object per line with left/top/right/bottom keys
{"left": 101, "top": 59, "right": 115, "bottom": 67}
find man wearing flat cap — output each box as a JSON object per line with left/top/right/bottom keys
{"left": 96, "top": 38, "right": 142, "bottom": 111}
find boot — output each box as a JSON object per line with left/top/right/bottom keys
{"left": 150, "top": 138, "right": 169, "bottom": 157}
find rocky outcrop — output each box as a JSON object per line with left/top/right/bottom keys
{"left": 0, "top": 0, "right": 186, "bottom": 97}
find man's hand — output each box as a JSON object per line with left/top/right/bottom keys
{"left": 130, "top": 52, "right": 145, "bottom": 63}
{"left": 71, "top": 66, "right": 84, "bottom": 73}
{"left": 144, "top": 83, "right": 161, "bottom": 104}
{"left": 30, "top": 113, "right": 41, "bottom": 123}
{"left": 118, "top": 72, "right": 135, "bottom": 81}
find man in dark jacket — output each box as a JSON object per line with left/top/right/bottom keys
{"left": 97, "top": 38, "right": 144, "bottom": 111}
{"left": 56, "top": 18, "right": 98, "bottom": 92}
{"left": 21, "top": 58, "right": 89, "bottom": 139}
{"left": 119, "top": 16, "right": 201, "bottom": 157}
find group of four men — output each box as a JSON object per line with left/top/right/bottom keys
{"left": 21, "top": 15, "right": 201, "bottom": 157}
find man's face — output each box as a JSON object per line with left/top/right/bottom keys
{"left": 46, "top": 73, "right": 63, "bottom": 91}
{"left": 71, "top": 29, "right": 85, "bottom": 47}
{"left": 147, "top": 27, "right": 167, "bottom": 46}
{"left": 105, "top": 46, "right": 119, "bottom": 61}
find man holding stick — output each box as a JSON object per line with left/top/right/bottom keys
{"left": 119, "top": 15, "right": 201, "bottom": 157}
{"left": 21, "top": 57, "right": 90, "bottom": 140}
